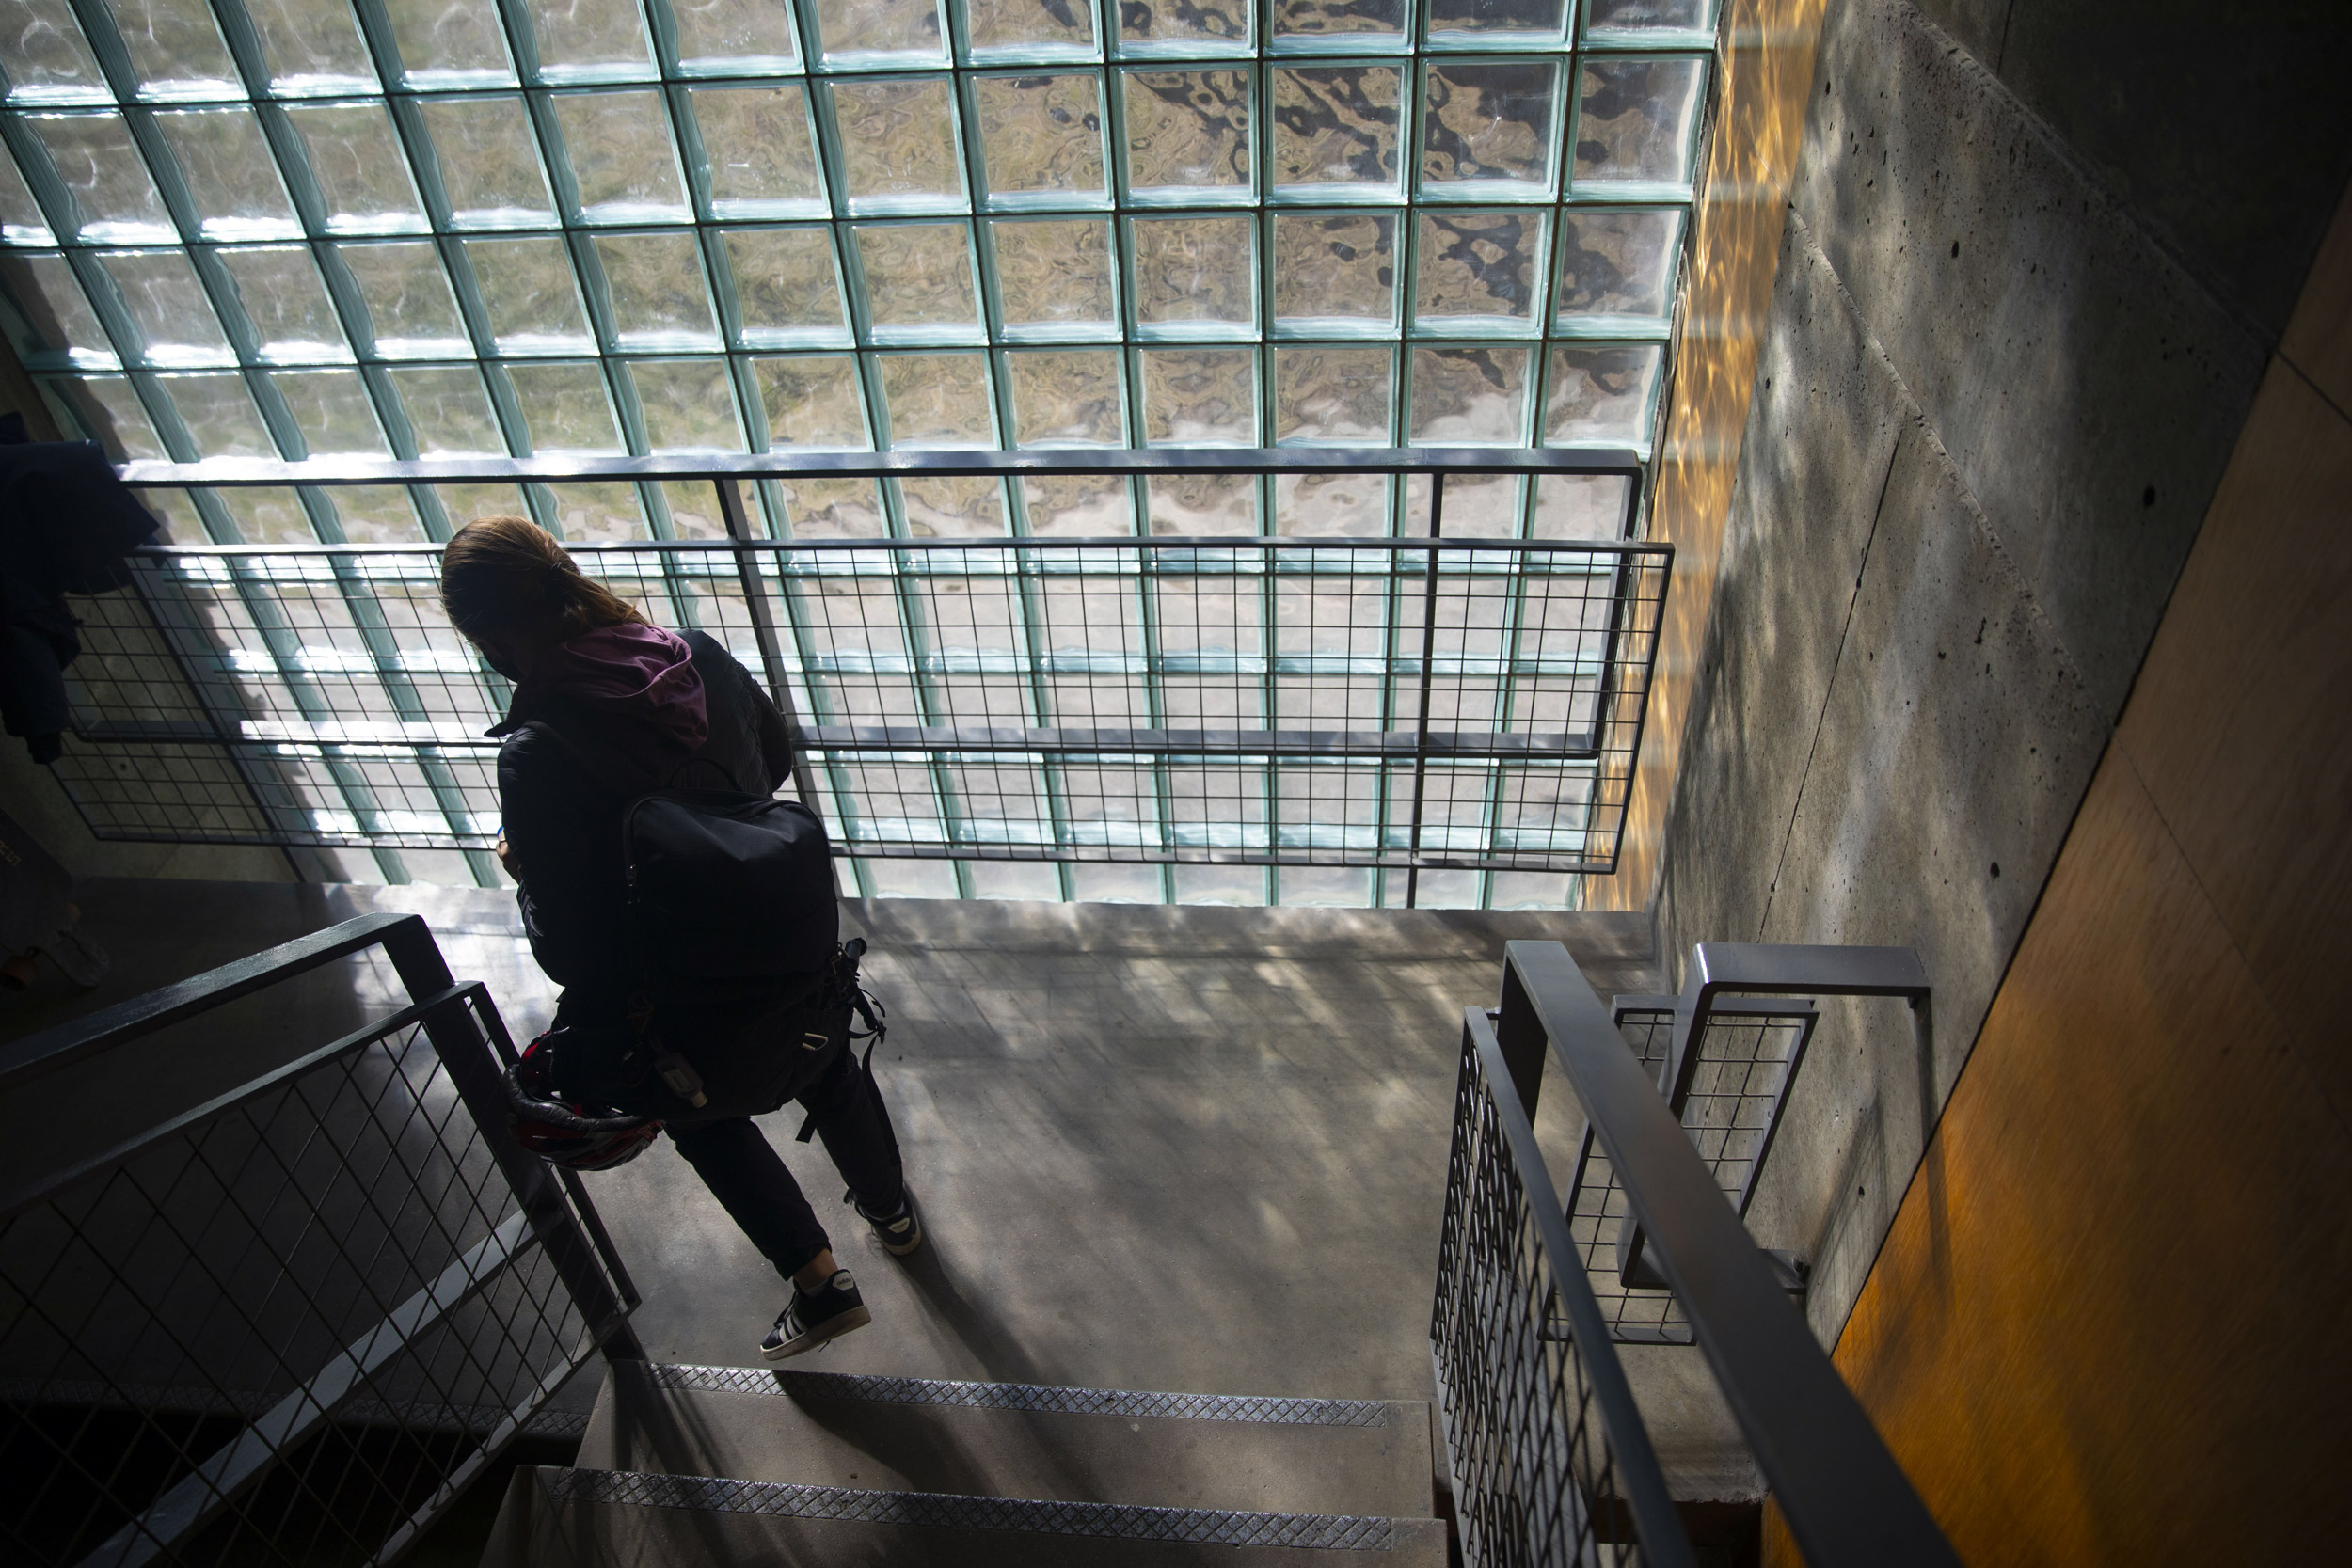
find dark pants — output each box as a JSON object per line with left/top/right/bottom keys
{"left": 665, "top": 1038, "right": 903, "bottom": 1284}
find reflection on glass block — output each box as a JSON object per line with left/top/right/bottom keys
{"left": 1408, "top": 867, "right": 1482, "bottom": 908}
{"left": 545, "top": 481, "right": 647, "bottom": 540}
{"left": 342, "top": 242, "right": 469, "bottom": 358}
{"left": 1122, "top": 71, "right": 1251, "bottom": 194}
{"left": 965, "top": 860, "right": 1061, "bottom": 900}
{"left": 31, "top": 114, "right": 175, "bottom": 243}
{"left": 507, "top": 360, "right": 621, "bottom": 452}
{"left": 526, "top": 0, "right": 656, "bottom": 78}
{"left": 833, "top": 79, "right": 962, "bottom": 210}
{"left": 879, "top": 351, "right": 993, "bottom": 446}
{"left": 1008, "top": 349, "right": 1121, "bottom": 446}
{"left": 101, "top": 251, "right": 234, "bottom": 367}
{"left": 383, "top": 0, "right": 515, "bottom": 85}
{"left": 1411, "top": 470, "right": 1522, "bottom": 537}
{"left": 753, "top": 355, "right": 869, "bottom": 448}
{"left": 0, "top": 253, "right": 112, "bottom": 365}
{"left": 554, "top": 92, "right": 689, "bottom": 221}
{"left": 813, "top": 0, "right": 944, "bottom": 59}
{"left": 1068, "top": 861, "right": 1163, "bottom": 903}
{"left": 691, "top": 87, "right": 823, "bottom": 217}
{"left": 1487, "top": 869, "right": 1571, "bottom": 910}
{"left": 1271, "top": 0, "right": 1404, "bottom": 36}
{"left": 1414, "top": 210, "right": 1547, "bottom": 331}
{"left": 157, "top": 372, "right": 278, "bottom": 455}
{"left": 595, "top": 231, "right": 719, "bottom": 349}
{"left": 1543, "top": 341, "right": 1661, "bottom": 445}
{"left": 218, "top": 485, "right": 320, "bottom": 542}
{"left": 1585, "top": 0, "right": 1716, "bottom": 34}
{"left": 776, "top": 475, "right": 884, "bottom": 535}
{"left": 389, "top": 365, "right": 506, "bottom": 455}
{"left": 284, "top": 104, "right": 428, "bottom": 233}
{"left": 0, "top": 157, "right": 50, "bottom": 244}
{"left": 136, "top": 486, "right": 206, "bottom": 539}
{"left": 725, "top": 229, "right": 847, "bottom": 346}
{"left": 1532, "top": 473, "right": 1631, "bottom": 539}
{"left": 975, "top": 73, "right": 1104, "bottom": 200}
{"left": 244, "top": 0, "right": 376, "bottom": 93}
{"left": 330, "top": 485, "right": 428, "bottom": 542}
{"left": 422, "top": 98, "right": 555, "bottom": 226}
{"left": 1275, "top": 469, "right": 1388, "bottom": 535}
{"left": 1555, "top": 208, "right": 1683, "bottom": 324}
{"left": 660, "top": 479, "right": 728, "bottom": 538}
{"left": 1146, "top": 470, "right": 1256, "bottom": 533}
{"left": 671, "top": 0, "right": 800, "bottom": 70}
{"left": 965, "top": 0, "right": 1095, "bottom": 53}
{"left": 276, "top": 369, "right": 388, "bottom": 456}
{"left": 1, "top": 0, "right": 106, "bottom": 102}
{"left": 1422, "top": 61, "right": 1556, "bottom": 191}
{"left": 1021, "top": 473, "right": 1134, "bottom": 535}
{"left": 1271, "top": 212, "right": 1394, "bottom": 327}
{"left": 991, "top": 218, "right": 1115, "bottom": 333}
{"left": 1120, "top": 0, "right": 1249, "bottom": 45}
{"left": 48, "top": 375, "right": 166, "bottom": 458}
{"left": 899, "top": 474, "right": 1006, "bottom": 536}
{"left": 853, "top": 223, "right": 979, "bottom": 334}
{"left": 1271, "top": 67, "right": 1401, "bottom": 192}
{"left": 1574, "top": 57, "right": 1707, "bottom": 187}
{"left": 1410, "top": 345, "right": 1530, "bottom": 444}
{"left": 857, "top": 858, "right": 957, "bottom": 897}
{"left": 215, "top": 247, "right": 345, "bottom": 371}
{"left": 1426, "top": 0, "right": 1565, "bottom": 38}
{"left": 631, "top": 357, "right": 743, "bottom": 451}
{"left": 1132, "top": 220, "right": 1254, "bottom": 338}
{"left": 463, "top": 236, "right": 594, "bottom": 354}
{"left": 1170, "top": 861, "right": 1265, "bottom": 908}
{"left": 1141, "top": 348, "right": 1253, "bottom": 445}
{"left": 109, "top": 0, "right": 242, "bottom": 98}
{"left": 1273, "top": 344, "right": 1390, "bottom": 443}
{"left": 433, "top": 483, "right": 531, "bottom": 530}
{"left": 153, "top": 109, "right": 301, "bottom": 241}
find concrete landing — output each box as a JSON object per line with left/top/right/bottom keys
{"left": 578, "top": 1363, "right": 1436, "bottom": 1518}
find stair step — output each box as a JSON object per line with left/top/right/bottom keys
{"left": 579, "top": 1362, "right": 1438, "bottom": 1519}
{"left": 485, "top": 1465, "right": 1448, "bottom": 1567}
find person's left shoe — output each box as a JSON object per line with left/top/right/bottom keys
{"left": 852, "top": 1186, "right": 923, "bottom": 1257}
{"left": 760, "top": 1269, "right": 870, "bottom": 1360}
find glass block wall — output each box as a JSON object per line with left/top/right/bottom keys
{"left": 0, "top": 0, "right": 1715, "bottom": 907}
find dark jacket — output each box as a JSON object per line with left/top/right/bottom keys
{"left": 492, "top": 630, "right": 793, "bottom": 1019}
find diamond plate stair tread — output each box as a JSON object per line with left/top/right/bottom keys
{"left": 577, "top": 1363, "right": 1436, "bottom": 1520}
{"left": 483, "top": 1465, "right": 1450, "bottom": 1568}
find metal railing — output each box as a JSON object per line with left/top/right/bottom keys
{"left": 0, "top": 915, "right": 641, "bottom": 1568}
{"left": 1434, "top": 940, "right": 1961, "bottom": 1567}
{"left": 45, "top": 449, "right": 1668, "bottom": 901}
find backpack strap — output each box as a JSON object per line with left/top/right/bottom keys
{"left": 520, "top": 718, "right": 654, "bottom": 800}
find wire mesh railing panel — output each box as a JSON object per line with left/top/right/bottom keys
{"left": 0, "top": 990, "right": 614, "bottom": 1568}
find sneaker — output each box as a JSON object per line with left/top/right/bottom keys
{"left": 852, "top": 1186, "right": 923, "bottom": 1257}
{"left": 760, "top": 1270, "right": 870, "bottom": 1360}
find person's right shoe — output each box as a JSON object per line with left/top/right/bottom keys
{"left": 760, "top": 1269, "right": 870, "bottom": 1360}
{"left": 853, "top": 1186, "right": 923, "bottom": 1257}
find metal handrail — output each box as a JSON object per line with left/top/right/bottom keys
{"left": 1498, "top": 941, "right": 1960, "bottom": 1567}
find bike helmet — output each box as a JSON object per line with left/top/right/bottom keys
{"left": 503, "top": 1032, "right": 660, "bottom": 1171}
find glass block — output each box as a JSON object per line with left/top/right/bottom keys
{"left": 274, "top": 369, "right": 388, "bottom": 456}
{"left": 151, "top": 110, "right": 298, "bottom": 242}
{"left": 1069, "top": 861, "right": 1162, "bottom": 901}
{"left": 724, "top": 228, "right": 847, "bottom": 346}
{"left": 1421, "top": 61, "right": 1557, "bottom": 193}
{"left": 99, "top": 250, "right": 233, "bottom": 367}
{"left": 1270, "top": 212, "right": 1394, "bottom": 329}
{"left": 1271, "top": 66, "right": 1402, "bottom": 194}
{"left": 1413, "top": 209, "right": 1546, "bottom": 332}
{"left": 974, "top": 73, "right": 1104, "bottom": 201}
{"left": 852, "top": 223, "right": 979, "bottom": 337}
{"left": 135, "top": 485, "right": 205, "bottom": 538}
{"left": 1543, "top": 341, "right": 1661, "bottom": 445}
{"left": 0, "top": 156, "right": 50, "bottom": 244}
{"left": 671, "top": 0, "right": 801, "bottom": 71}
{"left": 752, "top": 355, "right": 868, "bottom": 448}
{"left": 1146, "top": 470, "right": 1255, "bottom": 532}
{"left": 1008, "top": 348, "right": 1121, "bottom": 445}
{"left": 1274, "top": 469, "right": 1388, "bottom": 534}
{"left": 0, "top": 253, "right": 112, "bottom": 364}
{"left": 421, "top": 98, "right": 556, "bottom": 227}
{"left": 1141, "top": 347, "right": 1252, "bottom": 445}
{"left": 991, "top": 218, "right": 1115, "bottom": 336}
{"left": 433, "top": 482, "right": 530, "bottom": 528}
{"left": 217, "top": 245, "right": 350, "bottom": 364}
{"left": 1487, "top": 869, "right": 1571, "bottom": 908}
{"left": 341, "top": 242, "right": 469, "bottom": 358}
{"left": 691, "top": 86, "right": 824, "bottom": 217}
{"left": 383, "top": 0, "right": 515, "bottom": 86}
{"left": 965, "top": 0, "right": 1095, "bottom": 54}
{"left": 108, "top": 0, "right": 241, "bottom": 100}
{"left": 388, "top": 364, "right": 506, "bottom": 455}
{"left": 1531, "top": 472, "right": 1632, "bottom": 539}
{"left": 1122, "top": 71, "right": 1250, "bottom": 198}
{"left": 1279, "top": 863, "right": 1371, "bottom": 907}
{"left": 1, "top": 0, "right": 105, "bottom": 103}
{"left": 284, "top": 104, "right": 428, "bottom": 234}
{"left": 630, "top": 356, "right": 743, "bottom": 451}
{"left": 156, "top": 372, "right": 278, "bottom": 456}
{"left": 1555, "top": 208, "right": 1683, "bottom": 325}
{"left": 553, "top": 92, "right": 689, "bottom": 222}
{"left": 774, "top": 474, "right": 884, "bottom": 534}
{"left": 832, "top": 79, "right": 963, "bottom": 212}
{"left": 507, "top": 360, "right": 621, "bottom": 451}
{"left": 855, "top": 857, "right": 957, "bottom": 895}
{"left": 1129, "top": 215, "right": 1253, "bottom": 332}
{"left": 243, "top": 0, "right": 377, "bottom": 94}
{"left": 544, "top": 481, "right": 647, "bottom": 539}
{"left": 526, "top": 0, "right": 656, "bottom": 80}
{"left": 1271, "top": 0, "right": 1405, "bottom": 39}
{"left": 965, "top": 860, "right": 1061, "bottom": 900}
{"left": 1408, "top": 469, "right": 1521, "bottom": 535}
{"left": 878, "top": 351, "right": 993, "bottom": 446}
{"left": 329, "top": 486, "right": 429, "bottom": 543}
{"left": 216, "top": 485, "right": 318, "bottom": 541}
{"left": 30, "top": 114, "right": 175, "bottom": 243}
{"left": 594, "top": 230, "right": 719, "bottom": 349}
{"left": 1409, "top": 344, "right": 1530, "bottom": 443}
{"left": 1119, "top": 0, "right": 1249, "bottom": 48}
{"left": 1020, "top": 472, "right": 1134, "bottom": 535}
{"left": 811, "top": 0, "right": 944, "bottom": 61}
{"left": 1573, "top": 57, "right": 1707, "bottom": 188}
{"left": 1426, "top": 0, "right": 1565, "bottom": 40}
{"left": 898, "top": 474, "right": 1005, "bottom": 535}
{"left": 1273, "top": 345, "right": 1390, "bottom": 442}
{"left": 463, "top": 236, "right": 594, "bottom": 354}
{"left": 660, "top": 479, "right": 730, "bottom": 539}
{"left": 45, "top": 374, "right": 165, "bottom": 456}
{"left": 1585, "top": 0, "right": 1717, "bottom": 38}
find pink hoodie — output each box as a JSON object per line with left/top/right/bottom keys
{"left": 513, "top": 622, "right": 708, "bottom": 760}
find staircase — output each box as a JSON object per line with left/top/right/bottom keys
{"left": 481, "top": 1360, "right": 1451, "bottom": 1565}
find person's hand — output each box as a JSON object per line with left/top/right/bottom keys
{"left": 496, "top": 832, "right": 514, "bottom": 873}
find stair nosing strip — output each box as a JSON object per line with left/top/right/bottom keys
{"left": 543, "top": 1467, "right": 1403, "bottom": 1551}
{"left": 643, "top": 1364, "right": 1399, "bottom": 1428}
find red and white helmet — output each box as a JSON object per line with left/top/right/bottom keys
{"left": 502, "top": 1033, "right": 660, "bottom": 1171}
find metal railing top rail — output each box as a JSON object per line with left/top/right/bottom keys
{"left": 1497, "top": 940, "right": 1961, "bottom": 1568}
{"left": 123, "top": 535, "right": 1669, "bottom": 557}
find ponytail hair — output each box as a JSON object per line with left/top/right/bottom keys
{"left": 439, "top": 515, "right": 644, "bottom": 650}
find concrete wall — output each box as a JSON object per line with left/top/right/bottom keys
{"left": 1649, "top": 0, "right": 2352, "bottom": 1356}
